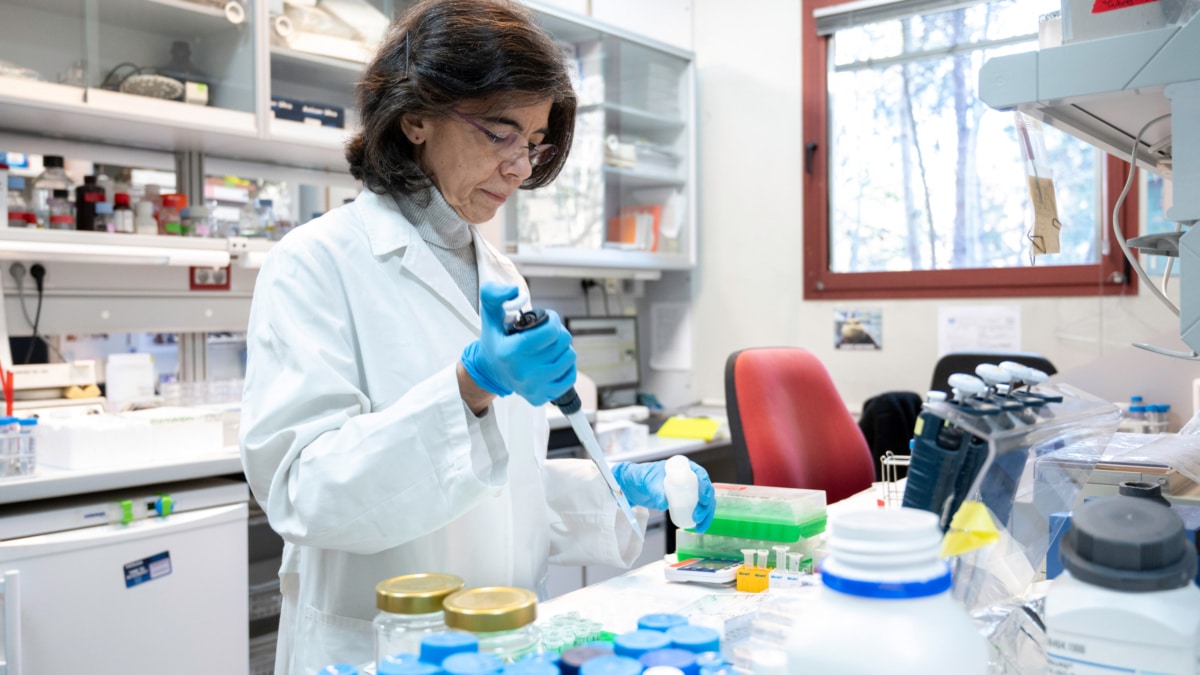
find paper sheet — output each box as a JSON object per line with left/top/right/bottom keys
{"left": 937, "top": 305, "right": 1021, "bottom": 356}
{"left": 649, "top": 302, "right": 691, "bottom": 371}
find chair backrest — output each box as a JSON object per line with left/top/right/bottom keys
{"left": 724, "top": 347, "right": 876, "bottom": 504}
{"left": 930, "top": 351, "right": 1057, "bottom": 396}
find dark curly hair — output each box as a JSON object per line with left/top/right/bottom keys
{"left": 346, "top": 0, "right": 576, "bottom": 198}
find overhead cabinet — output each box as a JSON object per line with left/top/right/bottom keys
{"left": 0, "top": 0, "right": 697, "bottom": 275}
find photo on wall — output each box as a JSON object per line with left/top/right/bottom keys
{"left": 834, "top": 308, "right": 882, "bottom": 350}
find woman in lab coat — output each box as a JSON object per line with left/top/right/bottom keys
{"left": 240, "top": 1, "right": 715, "bottom": 672}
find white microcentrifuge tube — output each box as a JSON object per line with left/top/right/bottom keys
{"left": 772, "top": 545, "right": 788, "bottom": 570}
{"left": 787, "top": 553, "right": 801, "bottom": 572}
{"left": 742, "top": 548, "right": 755, "bottom": 568}
{"left": 757, "top": 549, "right": 769, "bottom": 569}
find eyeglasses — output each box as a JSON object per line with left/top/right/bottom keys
{"left": 452, "top": 111, "right": 558, "bottom": 167}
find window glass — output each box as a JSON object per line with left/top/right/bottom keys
{"left": 827, "top": 0, "right": 1103, "bottom": 274}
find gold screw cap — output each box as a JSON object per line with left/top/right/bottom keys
{"left": 442, "top": 586, "right": 537, "bottom": 633}
{"left": 376, "top": 573, "right": 465, "bottom": 614}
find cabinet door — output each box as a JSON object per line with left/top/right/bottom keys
{"left": 508, "top": 7, "right": 697, "bottom": 273}
{"left": 0, "top": 0, "right": 260, "bottom": 145}
{"left": 0, "top": 503, "right": 249, "bottom": 675}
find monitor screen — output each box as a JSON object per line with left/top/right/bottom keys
{"left": 566, "top": 316, "right": 640, "bottom": 392}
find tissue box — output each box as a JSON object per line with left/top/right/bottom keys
{"left": 38, "top": 415, "right": 153, "bottom": 469}
{"left": 122, "top": 407, "right": 224, "bottom": 456}
{"left": 595, "top": 420, "right": 649, "bottom": 454}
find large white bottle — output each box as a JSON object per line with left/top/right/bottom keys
{"left": 1045, "top": 496, "right": 1200, "bottom": 675}
{"left": 787, "top": 508, "right": 988, "bottom": 675}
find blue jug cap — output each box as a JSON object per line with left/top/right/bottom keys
{"left": 420, "top": 630, "right": 480, "bottom": 665}
{"left": 693, "top": 652, "right": 724, "bottom": 670}
{"left": 442, "top": 652, "right": 503, "bottom": 675}
{"left": 664, "top": 626, "right": 719, "bottom": 654}
{"left": 520, "top": 652, "right": 561, "bottom": 668}
{"left": 580, "top": 655, "right": 644, "bottom": 675}
{"left": 17, "top": 418, "right": 37, "bottom": 427}
{"left": 560, "top": 646, "right": 614, "bottom": 675}
{"left": 379, "top": 653, "right": 442, "bottom": 675}
{"left": 636, "top": 614, "right": 688, "bottom": 633}
{"left": 613, "top": 630, "right": 671, "bottom": 659}
{"left": 639, "top": 649, "right": 698, "bottom": 675}
{"left": 502, "top": 660, "right": 560, "bottom": 675}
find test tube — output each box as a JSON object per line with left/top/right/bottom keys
{"left": 756, "top": 549, "right": 769, "bottom": 569}
{"left": 786, "top": 553, "right": 800, "bottom": 573}
{"left": 741, "top": 548, "right": 755, "bottom": 568}
{"left": 771, "top": 546, "right": 788, "bottom": 570}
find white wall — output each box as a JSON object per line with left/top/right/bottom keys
{"left": 689, "top": 1, "right": 1186, "bottom": 410}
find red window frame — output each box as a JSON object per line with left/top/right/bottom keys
{"left": 801, "top": 0, "right": 1139, "bottom": 301}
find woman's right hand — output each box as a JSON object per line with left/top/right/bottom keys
{"left": 461, "top": 282, "right": 576, "bottom": 406}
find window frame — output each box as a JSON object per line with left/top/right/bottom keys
{"left": 801, "top": 0, "right": 1139, "bottom": 301}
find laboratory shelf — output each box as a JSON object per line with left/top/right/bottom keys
{"left": 270, "top": 46, "right": 364, "bottom": 96}
{"left": 0, "top": 450, "right": 244, "bottom": 506}
{"left": 584, "top": 103, "right": 687, "bottom": 136}
{"left": 509, "top": 246, "right": 692, "bottom": 275}
{"left": 0, "top": 227, "right": 233, "bottom": 267}
{"left": 98, "top": 0, "right": 237, "bottom": 38}
{"left": 6, "top": 0, "right": 235, "bottom": 37}
{"left": 603, "top": 166, "right": 687, "bottom": 189}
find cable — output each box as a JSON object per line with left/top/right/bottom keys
{"left": 1160, "top": 221, "right": 1182, "bottom": 298}
{"left": 23, "top": 264, "right": 46, "bottom": 364}
{"left": 601, "top": 283, "right": 611, "bottom": 316}
{"left": 580, "top": 279, "right": 596, "bottom": 316}
{"left": 8, "top": 264, "right": 65, "bottom": 363}
{"left": 1113, "top": 113, "right": 1176, "bottom": 315}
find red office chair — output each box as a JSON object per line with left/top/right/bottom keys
{"left": 725, "top": 347, "right": 876, "bottom": 504}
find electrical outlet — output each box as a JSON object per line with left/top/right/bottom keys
{"left": 190, "top": 265, "right": 231, "bottom": 291}
{"left": 604, "top": 278, "right": 620, "bottom": 294}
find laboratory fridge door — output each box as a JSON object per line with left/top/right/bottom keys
{"left": 0, "top": 502, "right": 249, "bottom": 675}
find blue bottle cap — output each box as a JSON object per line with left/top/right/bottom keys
{"left": 420, "top": 630, "right": 480, "bottom": 665}
{"left": 613, "top": 631, "right": 672, "bottom": 659}
{"left": 638, "top": 649, "right": 698, "bottom": 675}
{"left": 380, "top": 653, "right": 443, "bottom": 675}
{"left": 580, "top": 655, "right": 643, "bottom": 675}
{"left": 636, "top": 614, "right": 688, "bottom": 633}
{"left": 443, "top": 652, "right": 503, "bottom": 675}
{"left": 17, "top": 418, "right": 36, "bottom": 427}
{"left": 692, "top": 652, "right": 724, "bottom": 670}
{"left": 319, "top": 665, "right": 358, "bottom": 675}
{"left": 520, "top": 652, "right": 562, "bottom": 668}
{"left": 503, "top": 660, "right": 560, "bottom": 675}
{"left": 664, "top": 626, "right": 719, "bottom": 654}
{"left": 560, "top": 646, "right": 615, "bottom": 675}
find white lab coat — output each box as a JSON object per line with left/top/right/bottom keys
{"left": 240, "top": 190, "right": 646, "bottom": 674}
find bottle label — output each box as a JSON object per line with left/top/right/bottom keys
{"left": 1046, "top": 630, "right": 1197, "bottom": 674}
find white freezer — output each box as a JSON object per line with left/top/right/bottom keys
{"left": 0, "top": 497, "right": 249, "bottom": 674}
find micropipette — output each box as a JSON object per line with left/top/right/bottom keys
{"left": 508, "top": 308, "right": 641, "bottom": 532}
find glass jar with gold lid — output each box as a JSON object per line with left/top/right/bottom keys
{"left": 442, "top": 586, "right": 541, "bottom": 662}
{"left": 375, "top": 573, "right": 465, "bottom": 667}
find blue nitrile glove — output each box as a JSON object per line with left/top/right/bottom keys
{"left": 612, "top": 459, "right": 717, "bottom": 532}
{"left": 461, "top": 282, "right": 577, "bottom": 406}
